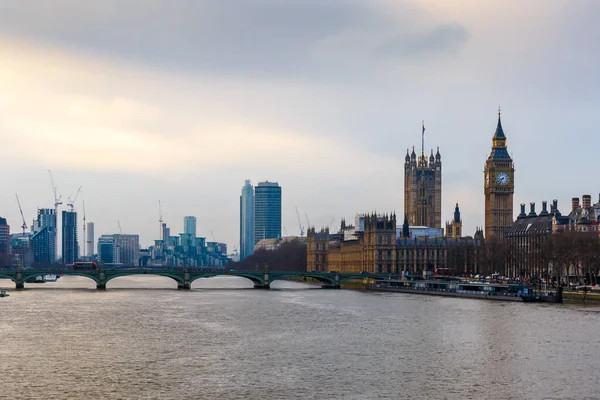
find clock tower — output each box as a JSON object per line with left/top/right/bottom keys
{"left": 484, "top": 110, "right": 514, "bottom": 241}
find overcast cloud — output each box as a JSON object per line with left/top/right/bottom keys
{"left": 1, "top": 0, "right": 599, "bottom": 251}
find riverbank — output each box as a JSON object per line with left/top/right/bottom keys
{"left": 563, "top": 291, "right": 600, "bottom": 302}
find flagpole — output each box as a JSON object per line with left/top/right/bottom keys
{"left": 421, "top": 120, "right": 425, "bottom": 156}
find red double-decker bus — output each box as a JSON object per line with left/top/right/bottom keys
{"left": 435, "top": 267, "right": 456, "bottom": 276}
{"left": 72, "top": 262, "right": 97, "bottom": 270}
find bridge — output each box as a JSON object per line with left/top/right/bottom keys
{"left": 0, "top": 268, "right": 395, "bottom": 290}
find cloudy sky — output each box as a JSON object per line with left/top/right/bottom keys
{"left": 1, "top": 0, "right": 599, "bottom": 251}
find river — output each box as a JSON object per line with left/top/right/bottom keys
{"left": 1, "top": 276, "right": 599, "bottom": 400}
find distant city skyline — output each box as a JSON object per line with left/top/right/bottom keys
{"left": 1, "top": 1, "right": 600, "bottom": 249}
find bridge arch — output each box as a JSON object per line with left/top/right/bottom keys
{"left": 226, "top": 272, "right": 264, "bottom": 286}
{"left": 270, "top": 273, "right": 336, "bottom": 286}
{"left": 104, "top": 272, "right": 184, "bottom": 286}
{"left": 0, "top": 273, "right": 16, "bottom": 283}
{"left": 36, "top": 272, "right": 100, "bottom": 284}
{"left": 188, "top": 274, "right": 220, "bottom": 285}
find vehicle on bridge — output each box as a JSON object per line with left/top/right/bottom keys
{"left": 72, "top": 262, "right": 97, "bottom": 270}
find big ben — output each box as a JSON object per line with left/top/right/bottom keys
{"left": 484, "top": 110, "right": 514, "bottom": 241}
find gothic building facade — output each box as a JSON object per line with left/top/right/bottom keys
{"left": 445, "top": 203, "right": 463, "bottom": 239}
{"left": 484, "top": 111, "right": 515, "bottom": 241}
{"left": 306, "top": 212, "right": 482, "bottom": 277}
{"left": 404, "top": 130, "right": 442, "bottom": 228}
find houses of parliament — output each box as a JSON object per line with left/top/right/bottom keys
{"left": 307, "top": 112, "right": 515, "bottom": 276}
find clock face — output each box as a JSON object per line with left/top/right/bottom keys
{"left": 496, "top": 172, "right": 510, "bottom": 185}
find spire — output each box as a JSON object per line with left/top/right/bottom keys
{"left": 493, "top": 106, "right": 506, "bottom": 140}
{"left": 405, "top": 149, "right": 410, "bottom": 162}
{"left": 453, "top": 203, "right": 461, "bottom": 223}
{"left": 402, "top": 215, "right": 410, "bottom": 238}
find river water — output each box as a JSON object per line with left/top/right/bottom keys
{"left": 1, "top": 276, "right": 599, "bottom": 400}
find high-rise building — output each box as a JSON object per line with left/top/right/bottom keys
{"left": 0, "top": 217, "right": 10, "bottom": 264}
{"left": 162, "top": 223, "right": 170, "bottom": 244}
{"left": 97, "top": 234, "right": 140, "bottom": 266}
{"left": 254, "top": 181, "right": 282, "bottom": 244}
{"left": 240, "top": 180, "right": 255, "bottom": 259}
{"left": 404, "top": 124, "right": 442, "bottom": 228}
{"left": 98, "top": 235, "right": 116, "bottom": 264}
{"left": 114, "top": 234, "right": 140, "bottom": 266}
{"left": 32, "top": 208, "right": 57, "bottom": 262}
{"left": 61, "top": 210, "right": 78, "bottom": 265}
{"left": 86, "top": 222, "right": 95, "bottom": 257}
{"left": 184, "top": 216, "right": 197, "bottom": 237}
{"left": 484, "top": 110, "right": 514, "bottom": 241}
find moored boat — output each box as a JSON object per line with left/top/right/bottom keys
{"left": 0, "top": 289, "right": 9, "bottom": 297}
{"left": 367, "top": 278, "right": 562, "bottom": 303}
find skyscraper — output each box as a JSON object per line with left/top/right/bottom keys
{"left": 86, "top": 222, "right": 95, "bottom": 257}
{"left": 61, "top": 210, "right": 78, "bottom": 265}
{"left": 404, "top": 123, "right": 442, "bottom": 228}
{"left": 184, "top": 216, "right": 197, "bottom": 237}
{"left": 0, "top": 217, "right": 10, "bottom": 263}
{"left": 33, "top": 208, "right": 56, "bottom": 262}
{"left": 254, "top": 181, "right": 281, "bottom": 244}
{"left": 240, "top": 180, "right": 255, "bottom": 259}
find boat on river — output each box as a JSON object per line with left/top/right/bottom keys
{"left": 366, "top": 278, "right": 562, "bottom": 303}
{"left": 25, "top": 274, "right": 59, "bottom": 283}
{"left": 0, "top": 289, "right": 9, "bottom": 297}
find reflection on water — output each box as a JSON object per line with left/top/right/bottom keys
{"left": 1, "top": 276, "right": 599, "bottom": 400}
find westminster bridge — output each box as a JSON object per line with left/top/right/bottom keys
{"left": 0, "top": 267, "right": 394, "bottom": 290}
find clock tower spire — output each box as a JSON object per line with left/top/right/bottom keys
{"left": 484, "top": 109, "right": 514, "bottom": 242}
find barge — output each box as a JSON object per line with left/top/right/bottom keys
{"left": 367, "top": 279, "right": 562, "bottom": 303}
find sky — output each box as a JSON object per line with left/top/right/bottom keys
{"left": 1, "top": 0, "right": 599, "bottom": 252}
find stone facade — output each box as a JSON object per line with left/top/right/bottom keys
{"left": 307, "top": 213, "right": 483, "bottom": 276}
{"left": 404, "top": 130, "right": 442, "bottom": 229}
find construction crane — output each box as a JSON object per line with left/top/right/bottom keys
{"left": 66, "top": 186, "right": 82, "bottom": 212}
{"left": 158, "top": 200, "right": 163, "bottom": 241}
{"left": 328, "top": 217, "right": 336, "bottom": 231}
{"left": 48, "top": 170, "right": 62, "bottom": 214}
{"left": 48, "top": 170, "right": 61, "bottom": 263}
{"left": 210, "top": 230, "right": 216, "bottom": 242}
{"left": 118, "top": 221, "right": 123, "bottom": 234}
{"left": 295, "top": 206, "right": 305, "bottom": 237}
{"left": 82, "top": 200, "right": 87, "bottom": 257}
{"left": 15, "top": 193, "right": 27, "bottom": 236}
